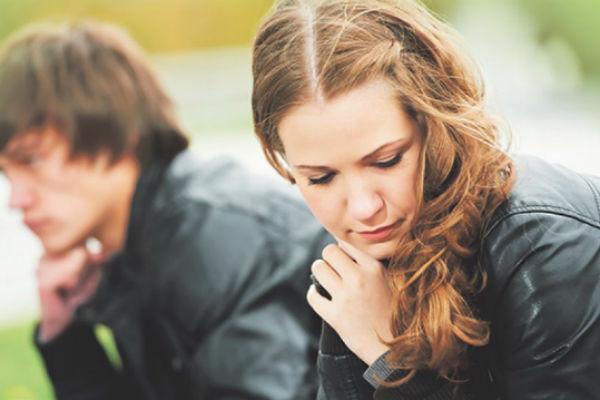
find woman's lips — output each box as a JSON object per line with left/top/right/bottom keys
{"left": 358, "top": 220, "right": 401, "bottom": 242}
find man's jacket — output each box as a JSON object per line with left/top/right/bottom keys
{"left": 37, "top": 151, "right": 330, "bottom": 400}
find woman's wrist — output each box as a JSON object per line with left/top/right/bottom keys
{"left": 319, "top": 321, "right": 352, "bottom": 355}
{"left": 358, "top": 341, "right": 391, "bottom": 366}
{"left": 320, "top": 320, "right": 391, "bottom": 365}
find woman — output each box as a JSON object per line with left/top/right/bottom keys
{"left": 252, "top": 0, "right": 600, "bottom": 399}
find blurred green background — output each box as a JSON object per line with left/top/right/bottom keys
{"left": 0, "top": 0, "right": 598, "bottom": 82}
{"left": 0, "top": 0, "right": 598, "bottom": 398}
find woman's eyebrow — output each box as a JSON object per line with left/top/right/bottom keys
{"left": 294, "top": 164, "right": 334, "bottom": 172}
{"left": 293, "top": 138, "right": 411, "bottom": 171}
{"left": 360, "top": 138, "right": 409, "bottom": 162}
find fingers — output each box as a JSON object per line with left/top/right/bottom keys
{"left": 307, "top": 241, "right": 394, "bottom": 365}
{"left": 38, "top": 249, "right": 85, "bottom": 290}
{"left": 311, "top": 259, "right": 341, "bottom": 298}
{"left": 306, "top": 284, "right": 334, "bottom": 323}
{"left": 37, "top": 247, "right": 105, "bottom": 295}
{"left": 321, "top": 243, "right": 357, "bottom": 278}
{"left": 87, "top": 250, "right": 106, "bottom": 264}
{"left": 308, "top": 258, "right": 344, "bottom": 323}
{"left": 337, "top": 239, "right": 382, "bottom": 271}
{"left": 66, "top": 264, "right": 102, "bottom": 308}
{"left": 36, "top": 244, "right": 107, "bottom": 342}
{"left": 309, "top": 242, "right": 386, "bottom": 324}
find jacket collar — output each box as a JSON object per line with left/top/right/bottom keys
{"left": 76, "top": 155, "right": 174, "bottom": 324}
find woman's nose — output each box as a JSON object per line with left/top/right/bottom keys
{"left": 346, "top": 184, "right": 384, "bottom": 223}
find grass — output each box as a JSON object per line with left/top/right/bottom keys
{"left": 0, "top": 321, "right": 120, "bottom": 400}
{"left": 0, "top": 321, "right": 52, "bottom": 400}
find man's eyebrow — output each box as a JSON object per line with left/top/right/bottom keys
{"left": 294, "top": 138, "right": 410, "bottom": 171}
{"left": 2, "top": 142, "right": 39, "bottom": 159}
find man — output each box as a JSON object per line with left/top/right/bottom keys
{"left": 0, "top": 22, "right": 326, "bottom": 399}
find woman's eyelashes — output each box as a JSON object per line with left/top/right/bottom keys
{"left": 373, "top": 153, "right": 402, "bottom": 169}
{"left": 308, "top": 172, "right": 335, "bottom": 185}
{"left": 306, "top": 153, "right": 403, "bottom": 186}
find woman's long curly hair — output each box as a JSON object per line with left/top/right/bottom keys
{"left": 252, "top": 0, "right": 514, "bottom": 384}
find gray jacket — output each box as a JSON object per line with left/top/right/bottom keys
{"left": 37, "top": 151, "right": 330, "bottom": 400}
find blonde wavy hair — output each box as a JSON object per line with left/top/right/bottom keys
{"left": 252, "top": 0, "right": 514, "bottom": 384}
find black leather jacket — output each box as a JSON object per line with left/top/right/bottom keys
{"left": 317, "top": 156, "right": 600, "bottom": 399}
{"left": 36, "top": 151, "right": 329, "bottom": 400}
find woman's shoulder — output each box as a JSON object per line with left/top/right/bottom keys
{"left": 478, "top": 155, "right": 600, "bottom": 315}
{"left": 476, "top": 156, "right": 600, "bottom": 398}
{"left": 489, "top": 155, "right": 600, "bottom": 229}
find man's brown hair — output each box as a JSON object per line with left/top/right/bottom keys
{"left": 0, "top": 21, "right": 188, "bottom": 165}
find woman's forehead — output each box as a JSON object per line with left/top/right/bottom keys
{"left": 278, "top": 80, "right": 416, "bottom": 164}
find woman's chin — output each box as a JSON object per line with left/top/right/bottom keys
{"left": 355, "top": 240, "right": 396, "bottom": 262}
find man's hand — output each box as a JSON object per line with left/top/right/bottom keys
{"left": 37, "top": 247, "right": 105, "bottom": 343}
{"left": 307, "top": 241, "right": 394, "bottom": 365}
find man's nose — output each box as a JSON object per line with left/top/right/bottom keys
{"left": 8, "top": 178, "right": 36, "bottom": 211}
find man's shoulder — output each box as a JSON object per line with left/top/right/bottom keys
{"left": 156, "top": 151, "right": 311, "bottom": 227}
{"left": 127, "top": 152, "right": 328, "bottom": 334}
{"left": 134, "top": 151, "right": 328, "bottom": 268}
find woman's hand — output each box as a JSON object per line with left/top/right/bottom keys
{"left": 307, "top": 241, "right": 394, "bottom": 365}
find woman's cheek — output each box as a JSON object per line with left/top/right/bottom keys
{"left": 303, "top": 190, "right": 343, "bottom": 235}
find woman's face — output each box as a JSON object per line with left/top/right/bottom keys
{"left": 278, "top": 79, "right": 422, "bottom": 260}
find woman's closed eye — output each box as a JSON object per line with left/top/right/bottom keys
{"left": 306, "top": 153, "right": 403, "bottom": 185}
{"left": 308, "top": 172, "right": 335, "bottom": 186}
{"left": 373, "top": 153, "right": 402, "bottom": 169}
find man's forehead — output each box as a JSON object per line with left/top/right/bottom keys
{"left": 2, "top": 127, "right": 65, "bottom": 156}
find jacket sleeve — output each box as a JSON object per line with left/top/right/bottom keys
{"left": 317, "top": 322, "right": 374, "bottom": 400}
{"left": 149, "top": 205, "right": 323, "bottom": 400}
{"left": 316, "top": 321, "right": 470, "bottom": 400}
{"left": 480, "top": 211, "right": 600, "bottom": 399}
{"left": 35, "top": 322, "right": 137, "bottom": 400}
